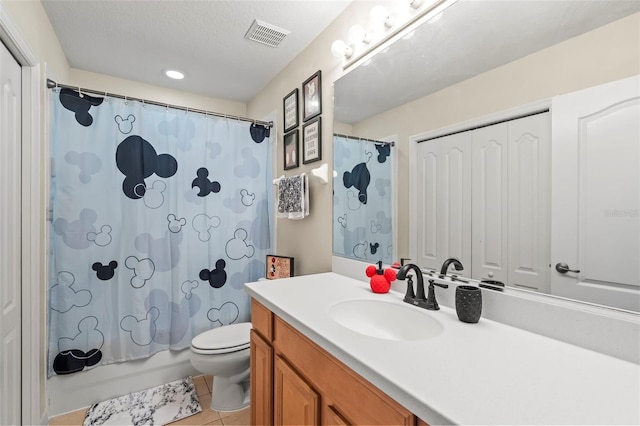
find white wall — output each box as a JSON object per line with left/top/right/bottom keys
{"left": 247, "top": 1, "right": 398, "bottom": 276}
{"left": 69, "top": 68, "right": 247, "bottom": 116}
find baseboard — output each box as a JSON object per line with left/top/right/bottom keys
{"left": 47, "top": 348, "right": 198, "bottom": 417}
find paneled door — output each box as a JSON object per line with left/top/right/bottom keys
{"left": 415, "top": 132, "right": 472, "bottom": 272}
{"left": 0, "top": 40, "right": 22, "bottom": 425}
{"left": 551, "top": 75, "right": 640, "bottom": 311}
{"left": 470, "top": 113, "right": 550, "bottom": 291}
{"left": 506, "top": 113, "right": 550, "bottom": 293}
{"left": 471, "top": 122, "right": 509, "bottom": 283}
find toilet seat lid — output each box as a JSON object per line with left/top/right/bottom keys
{"left": 191, "top": 322, "right": 251, "bottom": 353}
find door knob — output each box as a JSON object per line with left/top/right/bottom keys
{"left": 555, "top": 262, "right": 580, "bottom": 274}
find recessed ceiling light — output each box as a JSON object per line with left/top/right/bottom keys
{"left": 164, "top": 69, "right": 185, "bottom": 80}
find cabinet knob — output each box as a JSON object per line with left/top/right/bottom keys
{"left": 488, "top": 272, "right": 494, "bottom": 278}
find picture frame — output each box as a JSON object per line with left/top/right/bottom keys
{"left": 283, "top": 130, "right": 299, "bottom": 170}
{"left": 283, "top": 88, "right": 298, "bottom": 133}
{"left": 302, "top": 70, "right": 322, "bottom": 122}
{"left": 302, "top": 117, "right": 322, "bottom": 164}
{"left": 266, "top": 255, "right": 294, "bottom": 279}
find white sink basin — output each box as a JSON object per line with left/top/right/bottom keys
{"left": 328, "top": 299, "right": 443, "bottom": 341}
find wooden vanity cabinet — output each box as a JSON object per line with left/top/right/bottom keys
{"left": 250, "top": 299, "right": 424, "bottom": 425}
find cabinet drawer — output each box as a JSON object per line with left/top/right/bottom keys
{"left": 274, "top": 316, "right": 414, "bottom": 426}
{"left": 251, "top": 299, "right": 273, "bottom": 341}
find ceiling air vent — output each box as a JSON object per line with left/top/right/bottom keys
{"left": 245, "top": 19, "right": 290, "bottom": 48}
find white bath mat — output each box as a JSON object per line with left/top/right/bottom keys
{"left": 83, "top": 376, "right": 202, "bottom": 425}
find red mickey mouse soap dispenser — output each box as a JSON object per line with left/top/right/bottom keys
{"left": 365, "top": 261, "right": 397, "bottom": 294}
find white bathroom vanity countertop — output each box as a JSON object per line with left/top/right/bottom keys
{"left": 245, "top": 272, "right": 640, "bottom": 425}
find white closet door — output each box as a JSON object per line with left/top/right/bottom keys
{"left": 415, "top": 132, "right": 472, "bottom": 272}
{"left": 471, "top": 123, "right": 509, "bottom": 283}
{"left": 551, "top": 76, "right": 639, "bottom": 311}
{"left": 507, "top": 113, "right": 550, "bottom": 292}
{"left": 0, "top": 41, "right": 22, "bottom": 426}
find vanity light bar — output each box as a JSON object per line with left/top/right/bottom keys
{"left": 342, "top": 0, "right": 458, "bottom": 71}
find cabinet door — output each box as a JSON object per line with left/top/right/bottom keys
{"left": 274, "top": 355, "right": 319, "bottom": 425}
{"left": 251, "top": 330, "right": 273, "bottom": 426}
{"left": 322, "top": 404, "right": 351, "bottom": 425}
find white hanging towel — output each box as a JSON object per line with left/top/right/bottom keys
{"left": 277, "top": 173, "right": 309, "bottom": 219}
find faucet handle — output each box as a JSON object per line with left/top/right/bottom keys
{"left": 403, "top": 275, "right": 416, "bottom": 303}
{"left": 431, "top": 281, "right": 449, "bottom": 289}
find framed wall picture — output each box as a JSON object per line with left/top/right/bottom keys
{"left": 302, "top": 117, "right": 322, "bottom": 164}
{"left": 283, "top": 130, "right": 299, "bottom": 170}
{"left": 266, "top": 255, "right": 294, "bottom": 279}
{"left": 283, "top": 88, "right": 298, "bottom": 133}
{"left": 302, "top": 70, "right": 322, "bottom": 122}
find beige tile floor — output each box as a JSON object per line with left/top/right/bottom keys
{"left": 49, "top": 375, "right": 250, "bottom": 426}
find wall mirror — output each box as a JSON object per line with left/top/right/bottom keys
{"left": 332, "top": 134, "right": 394, "bottom": 263}
{"left": 332, "top": 0, "right": 640, "bottom": 312}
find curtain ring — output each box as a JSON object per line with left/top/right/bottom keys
{"left": 104, "top": 91, "right": 109, "bottom": 102}
{"left": 124, "top": 95, "right": 128, "bottom": 105}
{"left": 78, "top": 86, "right": 84, "bottom": 98}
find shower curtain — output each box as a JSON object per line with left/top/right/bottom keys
{"left": 333, "top": 135, "right": 393, "bottom": 263}
{"left": 48, "top": 88, "right": 271, "bottom": 376}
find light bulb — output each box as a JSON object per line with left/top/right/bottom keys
{"left": 384, "top": 14, "right": 396, "bottom": 28}
{"left": 369, "top": 5, "right": 387, "bottom": 26}
{"left": 331, "top": 40, "right": 353, "bottom": 59}
{"left": 331, "top": 40, "right": 346, "bottom": 57}
{"left": 370, "top": 5, "right": 394, "bottom": 29}
{"left": 349, "top": 25, "right": 370, "bottom": 44}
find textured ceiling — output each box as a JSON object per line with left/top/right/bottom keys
{"left": 42, "top": 0, "right": 352, "bottom": 102}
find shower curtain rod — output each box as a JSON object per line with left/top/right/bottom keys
{"left": 333, "top": 133, "right": 395, "bottom": 146}
{"left": 46, "top": 79, "right": 273, "bottom": 128}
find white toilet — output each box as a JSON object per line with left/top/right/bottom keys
{"left": 189, "top": 322, "right": 252, "bottom": 412}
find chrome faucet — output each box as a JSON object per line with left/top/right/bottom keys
{"left": 396, "top": 263, "right": 448, "bottom": 310}
{"left": 440, "top": 258, "right": 464, "bottom": 277}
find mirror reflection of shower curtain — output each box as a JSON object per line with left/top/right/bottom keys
{"left": 48, "top": 89, "right": 271, "bottom": 376}
{"left": 333, "top": 135, "right": 393, "bottom": 263}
